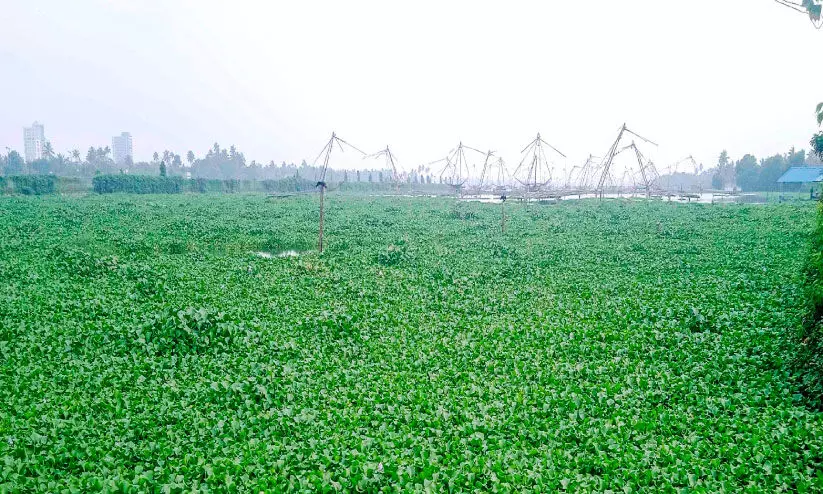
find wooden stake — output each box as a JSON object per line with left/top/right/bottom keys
{"left": 310, "top": 132, "right": 366, "bottom": 254}
{"left": 501, "top": 195, "right": 507, "bottom": 234}
{"left": 318, "top": 182, "right": 326, "bottom": 253}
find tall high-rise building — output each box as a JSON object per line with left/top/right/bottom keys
{"left": 112, "top": 132, "right": 133, "bottom": 165}
{"left": 23, "top": 121, "right": 46, "bottom": 162}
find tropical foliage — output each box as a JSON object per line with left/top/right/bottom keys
{"left": 1, "top": 142, "right": 398, "bottom": 184}
{"left": 711, "top": 148, "right": 812, "bottom": 191}
{"left": 775, "top": 0, "right": 823, "bottom": 159}
{"left": 813, "top": 102, "right": 823, "bottom": 160}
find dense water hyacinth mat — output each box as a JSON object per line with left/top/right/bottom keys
{"left": 0, "top": 194, "right": 822, "bottom": 492}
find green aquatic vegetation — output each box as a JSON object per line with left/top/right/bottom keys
{"left": 799, "top": 202, "right": 823, "bottom": 405}
{"left": 136, "top": 308, "right": 240, "bottom": 355}
{"left": 377, "top": 240, "right": 409, "bottom": 267}
{"left": 0, "top": 194, "right": 821, "bottom": 492}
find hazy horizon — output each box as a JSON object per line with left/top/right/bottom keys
{"left": 1, "top": 0, "right": 821, "bottom": 173}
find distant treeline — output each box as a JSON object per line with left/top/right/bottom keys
{"left": 4, "top": 141, "right": 822, "bottom": 193}
{"left": 658, "top": 148, "right": 820, "bottom": 192}
{"left": 0, "top": 142, "right": 441, "bottom": 186}
{"left": 91, "top": 175, "right": 450, "bottom": 195}
{"left": 0, "top": 174, "right": 452, "bottom": 196}
{"left": 711, "top": 148, "right": 815, "bottom": 192}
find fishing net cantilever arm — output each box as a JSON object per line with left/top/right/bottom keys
{"left": 624, "top": 127, "right": 658, "bottom": 147}
{"left": 312, "top": 132, "right": 367, "bottom": 183}
{"left": 334, "top": 136, "right": 367, "bottom": 156}
{"left": 538, "top": 137, "right": 566, "bottom": 158}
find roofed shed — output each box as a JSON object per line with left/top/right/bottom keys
{"left": 777, "top": 166, "right": 823, "bottom": 200}
{"left": 777, "top": 166, "right": 823, "bottom": 184}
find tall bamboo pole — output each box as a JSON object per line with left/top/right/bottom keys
{"left": 318, "top": 182, "right": 326, "bottom": 253}
{"left": 501, "top": 195, "right": 507, "bottom": 234}
{"left": 311, "top": 132, "right": 365, "bottom": 254}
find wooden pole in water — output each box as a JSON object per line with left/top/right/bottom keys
{"left": 311, "top": 132, "right": 366, "bottom": 254}
{"left": 317, "top": 181, "right": 326, "bottom": 253}
{"left": 501, "top": 195, "right": 507, "bottom": 234}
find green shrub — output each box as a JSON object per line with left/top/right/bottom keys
{"left": 93, "top": 175, "right": 184, "bottom": 194}
{"left": 93, "top": 175, "right": 259, "bottom": 194}
{"left": 0, "top": 176, "right": 89, "bottom": 195}
{"left": 3, "top": 175, "right": 57, "bottom": 195}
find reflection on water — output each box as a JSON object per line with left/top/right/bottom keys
{"left": 254, "top": 250, "right": 302, "bottom": 259}
{"left": 458, "top": 192, "right": 768, "bottom": 205}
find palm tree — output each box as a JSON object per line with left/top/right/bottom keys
{"left": 43, "top": 141, "right": 54, "bottom": 160}
{"left": 71, "top": 149, "right": 81, "bottom": 163}
{"left": 187, "top": 150, "right": 195, "bottom": 166}
{"left": 54, "top": 153, "right": 66, "bottom": 175}
{"left": 152, "top": 151, "right": 159, "bottom": 163}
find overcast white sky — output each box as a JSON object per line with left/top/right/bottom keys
{"left": 1, "top": 0, "right": 821, "bottom": 174}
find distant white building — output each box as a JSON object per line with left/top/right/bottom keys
{"left": 23, "top": 121, "right": 46, "bottom": 162}
{"left": 112, "top": 132, "right": 133, "bottom": 165}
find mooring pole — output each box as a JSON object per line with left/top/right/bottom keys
{"left": 317, "top": 181, "right": 326, "bottom": 253}
{"left": 501, "top": 195, "right": 507, "bottom": 234}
